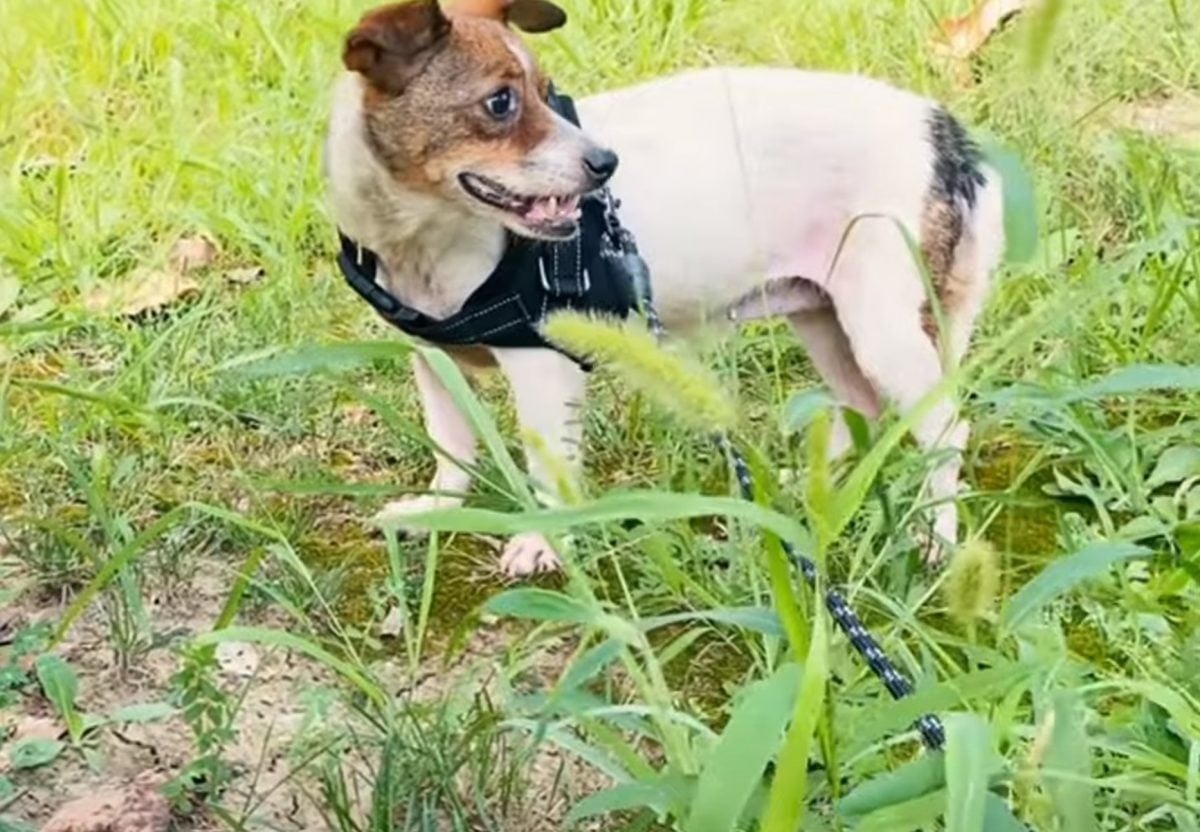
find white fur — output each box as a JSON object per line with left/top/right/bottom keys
{"left": 327, "top": 65, "right": 1006, "bottom": 573}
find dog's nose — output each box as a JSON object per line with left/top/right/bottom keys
{"left": 583, "top": 146, "right": 619, "bottom": 185}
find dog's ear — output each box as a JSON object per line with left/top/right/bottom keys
{"left": 451, "top": 0, "right": 567, "bottom": 33}
{"left": 344, "top": 0, "right": 452, "bottom": 94}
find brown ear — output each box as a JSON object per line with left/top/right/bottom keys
{"left": 451, "top": 0, "right": 567, "bottom": 33}
{"left": 343, "top": 0, "right": 452, "bottom": 94}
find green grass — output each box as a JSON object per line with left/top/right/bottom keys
{"left": 2, "top": 0, "right": 1200, "bottom": 829}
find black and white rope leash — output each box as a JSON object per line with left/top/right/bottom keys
{"left": 600, "top": 190, "right": 946, "bottom": 752}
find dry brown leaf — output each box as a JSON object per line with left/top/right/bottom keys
{"left": 932, "top": 0, "right": 1032, "bottom": 61}
{"left": 1112, "top": 94, "right": 1200, "bottom": 145}
{"left": 379, "top": 605, "right": 405, "bottom": 639}
{"left": 225, "top": 266, "right": 265, "bottom": 285}
{"left": 167, "top": 234, "right": 218, "bottom": 273}
{"left": 42, "top": 771, "right": 171, "bottom": 832}
{"left": 82, "top": 269, "right": 200, "bottom": 317}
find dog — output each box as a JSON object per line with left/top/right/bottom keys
{"left": 324, "top": 0, "right": 1006, "bottom": 576}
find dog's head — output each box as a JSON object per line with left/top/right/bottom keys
{"left": 343, "top": 0, "right": 618, "bottom": 241}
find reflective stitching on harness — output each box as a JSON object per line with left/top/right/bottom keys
{"left": 435, "top": 295, "right": 523, "bottom": 335}
{"left": 471, "top": 317, "right": 525, "bottom": 341}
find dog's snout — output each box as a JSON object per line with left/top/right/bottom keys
{"left": 583, "top": 146, "right": 619, "bottom": 185}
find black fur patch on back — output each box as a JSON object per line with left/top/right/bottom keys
{"left": 927, "top": 107, "right": 986, "bottom": 209}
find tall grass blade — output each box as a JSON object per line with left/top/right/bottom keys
{"left": 224, "top": 340, "right": 411, "bottom": 377}
{"left": 193, "top": 627, "right": 386, "bottom": 709}
{"left": 837, "top": 754, "right": 946, "bottom": 818}
{"left": 1001, "top": 541, "right": 1149, "bottom": 633}
{"left": 761, "top": 609, "right": 828, "bottom": 832}
{"left": 944, "top": 713, "right": 991, "bottom": 832}
{"left": 485, "top": 589, "right": 599, "bottom": 624}
{"left": 1044, "top": 692, "right": 1098, "bottom": 832}
{"left": 685, "top": 663, "right": 800, "bottom": 832}
{"left": 390, "top": 490, "right": 807, "bottom": 547}
{"left": 419, "top": 346, "right": 535, "bottom": 506}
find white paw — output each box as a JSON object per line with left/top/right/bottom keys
{"left": 373, "top": 495, "right": 461, "bottom": 535}
{"left": 498, "top": 532, "right": 562, "bottom": 578}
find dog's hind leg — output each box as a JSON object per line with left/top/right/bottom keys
{"left": 376, "top": 352, "right": 477, "bottom": 527}
{"left": 788, "top": 307, "right": 882, "bottom": 460}
{"left": 827, "top": 221, "right": 967, "bottom": 565}
{"left": 492, "top": 347, "right": 588, "bottom": 577}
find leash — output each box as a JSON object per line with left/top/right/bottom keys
{"left": 599, "top": 190, "right": 947, "bottom": 752}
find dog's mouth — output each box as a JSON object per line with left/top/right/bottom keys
{"left": 458, "top": 173, "right": 583, "bottom": 240}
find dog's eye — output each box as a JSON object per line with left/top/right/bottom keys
{"left": 484, "top": 87, "right": 518, "bottom": 120}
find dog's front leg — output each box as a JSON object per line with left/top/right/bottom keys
{"left": 376, "top": 352, "right": 477, "bottom": 528}
{"left": 493, "top": 347, "right": 587, "bottom": 578}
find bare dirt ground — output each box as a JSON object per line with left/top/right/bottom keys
{"left": 1, "top": 559, "right": 611, "bottom": 831}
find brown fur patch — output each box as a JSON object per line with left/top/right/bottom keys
{"left": 442, "top": 343, "right": 500, "bottom": 374}
{"left": 918, "top": 195, "right": 967, "bottom": 343}
{"left": 350, "top": 8, "right": 556, "bottom": 193}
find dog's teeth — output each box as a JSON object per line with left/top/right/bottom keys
{"left": 547, "top": 196, "right": 558, "bottom": 214}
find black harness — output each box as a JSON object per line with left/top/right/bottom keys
{"left": 336, "top": 86, "right": 640, "bottom": 367}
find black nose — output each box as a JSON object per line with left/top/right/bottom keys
{"left": 583, "top": 146, "right": 619, "bottom": 185}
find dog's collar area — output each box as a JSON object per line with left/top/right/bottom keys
{"left": 335, "top": 84, "right": 640, "bottom": 368}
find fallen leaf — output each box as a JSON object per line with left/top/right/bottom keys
{"left": 6, "top": 738, "right": 63, "bottom": 770}
{"left": 1111, "top": 94, "right": 1200, "bottom": 147}
{"left": 82, "top": 269, "right": 199, "bottom": 318}
{"left": 167, "top": 234, "right": 218, "bottom": 273}
{"left": 215, "top": 641, "right": 260, "bottom": 679}
{"left": 225, "top": 266, "right": 265, "bottom": 285}
{"left": 932, "top": 0, "right": 1032, "bottom": 61}
{"left": 41, "top": 771, "right": 170, "bottom": 832}
{"left": 379, "top": 605, "right": 406, "bottom": 639}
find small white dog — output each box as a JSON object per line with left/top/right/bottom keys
{"left": 324, "top": 0, "right": 1006, "bottom": 576}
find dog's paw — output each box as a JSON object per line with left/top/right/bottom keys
{"left": 498, "top": 532, "right": 562, "bottom": 578}
{"left": 372, "top": 495, "right": 461, "bottom": 536}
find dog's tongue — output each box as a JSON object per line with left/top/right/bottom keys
{"left": 525, "top": 195, "right": 581, "bottom": 225}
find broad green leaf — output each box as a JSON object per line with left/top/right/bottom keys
{"left": 686, "top": 663, "right": 801, "bottom": 832}
{"left": 485, "top": 589, "right": 597, "bottom": 624}
{"left": 566, "top": 777, "right": 692, "bottom": 825}
{"left": 1023, "top": 0, "right": 1065, "bottom": 70}
{"left": 0, "top": 816, "right": 35, "bottom": 832}
{"left": 556, "top": 639, "right": 624, "bottom": 696}
{"left": 945, "top": 713, "right": 991, "bottom": 832}
{"left": 980, "top": 139, "right": 1038, "bottom": 264}
{"left": 848, "top": 663, "right": 1036, "bottom": 755}
{"left": 837, "top": 754, "right": 945, "bottom": 818}
{"left": 394, "top": 490, "right": 808, "bottom": 549}
{"left": 1071, "top": 364, "right": 1200, "bottom": 401}
{"left": 857, "top": 788, "right": 947, "bottom": 832}
{"left": 35, "top": 655, "right": 81, "bottom": 740}
{"left": 1148, "top": 446, "right": 1200, "bottom": 489}
{"left": 0, "top": 276, "right": 20, "bottom": 318}
{"left": 639, "top": 607, "right": 783, "bottom": 638}
{"left": 7, "top": 738, "right": 64, "bottom": 770}
{"left": 781, "top": 389, "right": 836, "bottom": 436}
{"left": 983, "top": 794, "right": 1028, "bottom": 831}
{"left": 0, "top": 775, "right": 14, "bottom": 802}
{"left": 1002, "top": 542, "right": 1150, "bottom": 633}
{"left": 112, "top": 702, "right": 178, "bottom": 724}
{"left": 1043, "top": 692, "right": 1098, "bottom": 832}
{"left": 762, "top": 610, "right": 828, "bottom": 832}
{"left": 226, "top": 340, "right": 411, "bottom": 377}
